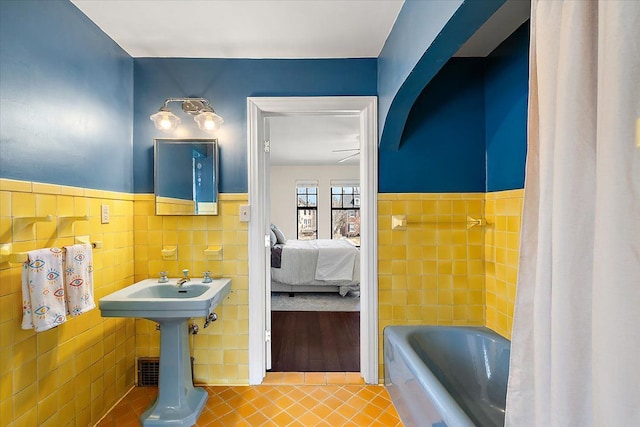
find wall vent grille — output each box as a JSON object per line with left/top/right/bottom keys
{"left": 137, "top": 357, "right": 196, "bottom": 386}
{"left": 137, "top": 357, "right": 160, "bottom": 386}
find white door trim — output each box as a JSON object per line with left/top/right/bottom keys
{"left": 247, "top": 96, "right": 378, "bottom": 384}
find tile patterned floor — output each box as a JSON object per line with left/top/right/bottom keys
{"left": 97, "top": 373, "right": 403, "bottom": 426}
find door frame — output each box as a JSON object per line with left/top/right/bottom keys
{"left": 247, "top": 96, "right": 378, "bottom": 384}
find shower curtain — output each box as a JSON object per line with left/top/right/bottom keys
{"left": 506, "top": 1, "right": 640, "bottom": 426}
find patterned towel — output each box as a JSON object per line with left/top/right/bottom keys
{"left": 63, "top": 243, "right": 95, "bottom": 317}
{"left": 21, "top": 248, "right": 67, "bottom": 332}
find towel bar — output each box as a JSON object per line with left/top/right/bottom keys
{"left": 391, "top": 214, "right": 487, "bottom": 230}
{"left": 0, "top": 241, "right": 102, "bottom": 265}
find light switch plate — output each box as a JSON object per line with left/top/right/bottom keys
{"left": 239, "top": 204, "right": 250, "bottom": 222}
{"left": 101, "top": 204, "right": 110, "bottom": 224}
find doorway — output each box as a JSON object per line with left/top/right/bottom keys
{"left": 267, "top": 114, "right": 361, "bottom": 372}
{"left": 247, "top": 96, "right": 378, "bottom": 384}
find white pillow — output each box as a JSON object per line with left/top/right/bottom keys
{"left": 270, "top": 224, "right": 286, "bottom": 244}
{"left": 270, "top": 230, "right": 277, "bottom": 247}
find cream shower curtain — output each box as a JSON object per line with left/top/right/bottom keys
{"left": 506, "top": 1, "right": 640, "bottom": 426}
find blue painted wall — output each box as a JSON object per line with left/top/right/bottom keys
{"left": 0, "top": 0, "right": 134, "bottom": 192}
{"left": 378, "top": 0, "right": 462, "bottom": 143}
{"left": 485, "top": 23, "right": 529, "bottom": 191}
{"left": 378, "top": 0, "right": 505, "bottom": 152}
{"left": 379, "top": 59, "right": 487, "bottom": 193}
{"left": 134, "top": 59, "right": 377, "bottom": 194}
{"left": 0, "top": 0, "right": 526, "bottom": 196}
{"left": 379, "top": 22, "right": 529, "bottom": 194}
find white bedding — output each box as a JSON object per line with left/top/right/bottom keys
{"left": 314, "top": 239, "right": 358, "bottom": 281}
{"left": 271, "top": 239, "right": 360, "bottom": 295}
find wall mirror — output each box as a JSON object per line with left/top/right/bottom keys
{"left": 154, "top": 138, "right": 218, "bottom": 215}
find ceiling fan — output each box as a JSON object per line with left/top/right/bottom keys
{"left": 332, "top": 147, "right": 360, "bottom": 163}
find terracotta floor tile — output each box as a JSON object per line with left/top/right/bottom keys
{"left": 245, "top": 410, "right": 269, "bottom": 426}
{"left": 310, "top": 402, "right": 333, "bottom": 419}
{"left": 194, "top": 409, "right": 215, "bottom": 426}
{"left": 262, "top": 372, "right": 284, "bottom": 384}
{"left": 271, "top": 410, "right": 295, "bottom": 426}
{"left": 282, "top": 372, "right": 305, "bottom": 384}
{"left": 260, "top": 402, "right": 285, "bottom": 419}
{"left": 309, "top": 386, "right": 332, "bottom": 401}
{"left": 334, "top": 402, "right": 359, "bottom": 420}
{"left": 376, "top": 408, "right": 403, "bottom": 425}
{"left": 325, "top": 409, "right": 349, "bottom": 425}
{"left": 235, "top": 401, "right": 258, "bottom": 418}
{"left": 99, "top": 380, "right": 404, "bottom": 426}
{"left": 346, "top": 372, "right": 365, "bottom": 384}
{"left": 273, "top": 393, "right": 295, "bottom": 409}
{"left": 351, "top": 410, "right": 376, "bottom": 426}
{"left": 299, "top": 394, "right": 319, "bottom": 409}
{"left": 296, "top": 410, "right": 323, "bottom": 426}
{"left": 304, "top": 372, "right": 327, "bottom": 385}
{"left": 322, "top": 395, "right": 345, "bottom": 410}
{"left": 325, "top": 372, "right": 347, "bottom": 384}
{"left": 285, "top": 402, "right": 307, "bottom": 419}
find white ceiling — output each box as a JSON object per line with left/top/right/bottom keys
{"left": 70, "top": 0, "right": 404, "bottom": 58}
{"left": 268, "top": 115, "right": 361, "bottom": 165}
{"left": 455, "top": 0, "right": 530, "bottom": 57}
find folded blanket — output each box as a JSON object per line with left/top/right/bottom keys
{"left": 21, "top": 248, "right": 67, "bottom": 332}
{"left": 271, "top": 245, "right": 283, "bottom": 269}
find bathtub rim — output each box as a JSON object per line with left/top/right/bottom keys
{"left": 384, "top": 325, "right": 506, "bottom": 427}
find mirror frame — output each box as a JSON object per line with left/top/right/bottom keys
{"left": 154, "top": 138, "right": 219, "bottom": 216}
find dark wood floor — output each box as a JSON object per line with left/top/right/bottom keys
{"left": 270, "top": 311, "right": 360, "bottom": 372}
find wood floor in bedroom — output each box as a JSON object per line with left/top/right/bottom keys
{"left": 270, "top": 311, "right": 360, "bottom": 372}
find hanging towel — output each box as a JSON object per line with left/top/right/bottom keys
{"left": 63, "top": 243, "right": 96, "bottom": 317}
{"left": 21, "top": 248, "right": 67, "bottom": 332}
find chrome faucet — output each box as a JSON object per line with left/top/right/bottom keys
{"left": 177, "top": 269, "right": 190, "bottom": 287}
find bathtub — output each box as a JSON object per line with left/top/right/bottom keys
{"left": 384, "top": 326, "right": 510, "bottom": 427}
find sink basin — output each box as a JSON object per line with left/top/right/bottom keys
{"left": 129, "top": 284, "right": 210, "bottom": 299}
{"left": 98, "top": 277, "right": 232, "bottom": 426}
{"left": 99, "top": 278, "right": 231, "bottom": 320}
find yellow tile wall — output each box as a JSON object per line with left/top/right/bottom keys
{"left": 484, "top": 189, "right": 524, "bottom": 339}
{"left": 0, "top": 179, "right": 136, "bottom": 427}
{"left": 377, "top": 193, "right": 486, "bottom": 377}
{"left": 132, "top": 193, "right": 249, "bottom": 385}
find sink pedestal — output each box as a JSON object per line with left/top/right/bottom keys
{"left": 140, "top": 318, "right": 207, "bottom": 427}
{"left": 99, "top": 278, "right": 232, "bottom": 425}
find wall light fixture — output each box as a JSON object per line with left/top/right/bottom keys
{"left": 150, "top": 97, "right": 224, "bottom": 132}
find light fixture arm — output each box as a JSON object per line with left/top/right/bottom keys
{"left": 161, "top": 97, "right": 212, "bottom": 111}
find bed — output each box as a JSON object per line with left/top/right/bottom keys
{"left": 271, "top": 239, "right": 360, "bottom": 296}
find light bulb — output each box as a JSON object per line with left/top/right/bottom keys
{"left": 194, "top": 110, "right": 223, "bottom": 132}
{"left": 150, "top": 108, "right": 180, "bottom": 132}
{"left": 204, "top": 119, "right": 216, "bottom": 130}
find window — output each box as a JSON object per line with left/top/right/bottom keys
{"left": 296, "top": 186, "right": 317, "bottom": 240}
{"left": 331, "top": 185, "right": 360, "bottom": 246}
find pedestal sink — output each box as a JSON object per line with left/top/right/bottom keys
{"left": 99, "top": 278, "right": 231, "bottom": 427}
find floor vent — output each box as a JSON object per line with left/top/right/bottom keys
{"left": 137, "top": 357, "right": 196, "bottom": 386}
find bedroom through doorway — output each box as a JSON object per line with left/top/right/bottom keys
{"left": 267, "top": 114, "right": 362, "bottom": 372}
{"left": 247, "top": 96, "right": 378, "bottom": 385}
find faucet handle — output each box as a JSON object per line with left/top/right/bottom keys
{"left": 182, "top": 269, "right": 189, "bottom": 278}
{"left": 202, "top": 271, "right": 212, "bottom": 283}
{"left": 158, "top": 271, "right": 169, "bottom": 283}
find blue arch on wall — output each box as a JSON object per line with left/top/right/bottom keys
{"left": 379, "top": 0, "right": 505, "bottom": 152}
